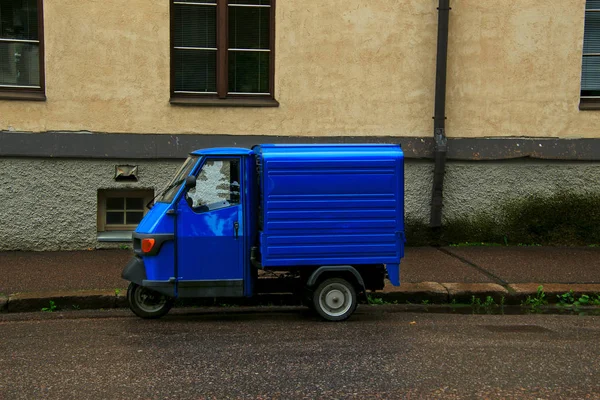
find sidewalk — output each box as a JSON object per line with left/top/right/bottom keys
{"left": 1, "top": 246, "right": 600, "bottom": 312}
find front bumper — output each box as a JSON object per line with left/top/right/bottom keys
{"left": 121, "top": 256, "right": 147, "bottom": 285}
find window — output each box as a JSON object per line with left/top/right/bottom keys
{"left": 186, "top": 159, "right": 240, "bottom": 212}
{"left": 170, "top": 0, "right": 277, "bottom": 107}
{"left": 0, "top": 0, "right": 45, "bottom": 100}
{"left": 581, "top": 0, "right": 600, "bottom": 109}
{"left": 157, "top": 155, "right": 199, "bottom": 204}
{"left": 97, "top": 190, "right": 154, "bottom": 236}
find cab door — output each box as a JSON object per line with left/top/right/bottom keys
{"left": 176, "top": 157, "right": 244, "bottom": 298}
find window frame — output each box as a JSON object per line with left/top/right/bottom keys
{"left": 97, "top": 189, "right": 154, "bottom": 232}
{"left": 169, "top": 0, "right": 278, "bottom": 107}
{"left": 0, "top": 0, "right": 46, "bottom": 101}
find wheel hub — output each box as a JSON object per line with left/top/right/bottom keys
{"left": 325, "top": 289, "right": 345, "bottom": 310}
{"left": 134, "top": 287, "right": 167, "bottom": 313}
{"left": 318, "top": 283, "right": 353, "bottom": 317}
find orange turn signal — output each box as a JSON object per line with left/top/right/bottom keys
{"left": 141, "top": 238, "right": 156, "bottom": 253}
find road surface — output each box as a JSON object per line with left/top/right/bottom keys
{"left": 1, "top": 306, "right": 599, "bottom": 399}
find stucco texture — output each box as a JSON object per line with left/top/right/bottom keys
{"left": 443, "top": 160, "right": 600, "bottom": 221}
{"left": 0, "top": 0, "right": 596, "bottom": 139}
{"left": 1, "top": 0, "right": 437, "bottom": 137}
{"left": 0, "top": 158, "right": 181, "bottom": 251}
{"left": 446, "top": 0, "right": 599, "bottom": 138}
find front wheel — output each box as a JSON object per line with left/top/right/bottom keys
{"left": 312, "top": 278, "right": 357, "bottom": 321}
{"left": 127, "top": 282, "right": 173, "bottom": 319}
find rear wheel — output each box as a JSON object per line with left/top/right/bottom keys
{"left": 312, "top": 278, "right": 357, "bottom": 321}
{"left": 127, "top": 282, "right": 173, "bottom": 319}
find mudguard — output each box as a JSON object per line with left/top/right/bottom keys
{"left": 307, "top": 266, "right": 366, "bottom": 292}
{"left": 121, "top": 256, "right": 147, "bottom": 285}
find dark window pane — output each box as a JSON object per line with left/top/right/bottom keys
{"left": 0, "top": 0, "right": 38, "bottom": 40}
{"left": 587, "top": 0, "right": 600, "bottom": 10}
{"left": 228, "top": 50, "right": 269, "bottom": 93}
{"left": 174, "top": 4, "right": 216, "bottom": 48}
{"left": 229, "top": 0, "right": 270, "bottom": 5}
{"left": 584, "top": 12, "right": 600, "bottom": 54}
{"left": 106, "top": 198, "right": 125, "bottom": 210}
{"left": 126, "top": 198, "right": 144, "bottom": 210}
{"left": 582, "top": 55, "right": 600, "bottom": 91}
{"left": 228, "top": 6, "right": 269, "bottom": 50}
{"left": 106, "top": 212, "right": 125, "bottom": 225}
{"left": 0, "top": 41, "right": 39, "bottom": 86}
{"left": 174, "top": 49, "right": 217, "bottom": 92}
{"left": 126, "top": 212, "right": 144, "bottom": 225}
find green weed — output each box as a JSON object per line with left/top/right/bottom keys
{"left": 406, "top": 192, "right": 600, "bottom": 247}
{"left": 449, "top": 242, "right": 504, "bottom": 247}
{"left": 41, "top": 300, "right": 57, "bottom": 312}
{"left": 367, "top": 295, "right": 385, "bottom": 305}
{"left": 483, "top": 296, "right": 496, "bottom": 307}
{"left": 558, "top": 291, "right": 600, "bottom": 308}
{"left": 522, "top": 285, "right": 547, "bottom": 310}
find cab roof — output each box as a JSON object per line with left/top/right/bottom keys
{"left": 190, "top": 147, "right": 254, "bottom": 156}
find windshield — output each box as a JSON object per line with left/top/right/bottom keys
{"left": 156, "top": 155, "right": 199, "bottom": 204}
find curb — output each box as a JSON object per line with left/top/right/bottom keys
{"left": 508, "top": 283, "right": 600, "bottom": 304}
{"left": 0, "top": 294, "right": 7, "bottom": 312}
{"left": 7, "top": 290, "right": 121, "bottom": 313}
{"left": 2, "top": 283, "right": 600, "bottom": 314}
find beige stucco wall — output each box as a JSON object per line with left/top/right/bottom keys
{"left": 447, "top": 0, "right": 596, "bottom": 138}
{"left": 0, "top": 0, "right": 598, "bottom": 138}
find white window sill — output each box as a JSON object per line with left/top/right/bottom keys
{"left": 97, "top": 231, "right": 134, "bottom": 242}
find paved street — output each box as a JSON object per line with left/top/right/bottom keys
{"left": 1, "top": 307, "right": 599, "bottom": 399}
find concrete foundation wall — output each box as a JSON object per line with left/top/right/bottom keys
{"left": 1, "top": 158, "right": 599, "bottom": 251}
{"left": 0, "top": 158, "right": 181, "bottom": 251}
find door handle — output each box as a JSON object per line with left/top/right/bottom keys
{"left": 234, "top": 221, "right": 239, "bottom": 239}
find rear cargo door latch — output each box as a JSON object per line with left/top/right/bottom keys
{"left": 234, "top": 221, "right": 239, "bottom": 239}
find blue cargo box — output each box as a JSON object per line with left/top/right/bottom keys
{"left": 254, "top": 144, "right": 404, "bottom": 281}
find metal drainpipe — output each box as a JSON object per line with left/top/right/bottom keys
{"left": 430, "top": 0, "right": 451, "bottom": 229}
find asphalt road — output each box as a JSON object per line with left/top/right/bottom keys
{"left": 1, "top": 306, "right": 599, "bottom": 399}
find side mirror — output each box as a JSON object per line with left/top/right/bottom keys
{"left": 185, "top": 175, "right": 197, "bottom": 189}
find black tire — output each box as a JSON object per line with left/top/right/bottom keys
{"left": 312, "top": 278, "right": 357, "bottom": 321}
{"left": 127, "top": 282, "right": 173, "bottom": 319}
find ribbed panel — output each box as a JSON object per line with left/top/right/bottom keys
{"left": 258, "top": 146, "right": 404, "bottom": 267}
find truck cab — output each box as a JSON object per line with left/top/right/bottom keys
{"left": 122, "top": 145, "right": 405, "bottom": 321}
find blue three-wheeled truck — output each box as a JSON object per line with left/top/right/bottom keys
{"left": 122, "top": 144, "right": 405, "bottom": 321}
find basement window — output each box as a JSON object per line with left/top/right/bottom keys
{"left": 97, "top": 189, "right": 153, "bottom": 241}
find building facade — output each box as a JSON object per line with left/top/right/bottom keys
{"left": 1, "top": 0, "right": 599, "bottom": 250}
